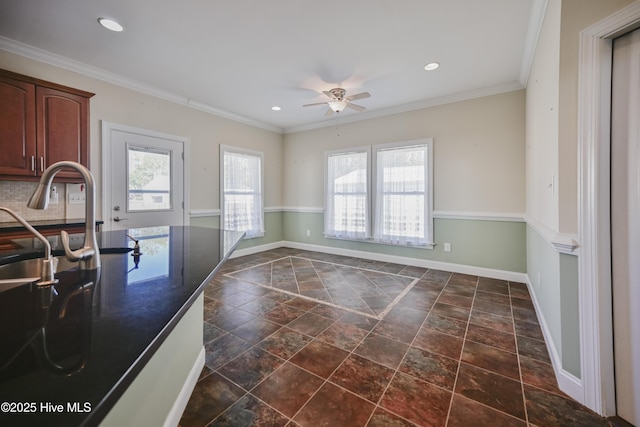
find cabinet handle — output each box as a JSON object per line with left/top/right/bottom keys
{"left": 31, "top": 156, "right": 35, "bottom": 171}
{"left": 40, "top": 157, "right": 44, "bottom": 172}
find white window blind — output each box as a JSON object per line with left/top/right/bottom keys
{"left": 221, "top": 147, "right": 264, "bottom": 238}
{"left": 373, "top": 143, "right": 432, "bottom": 246}
{"left": 324, "top": 149, "right": 369, "bottom": 239}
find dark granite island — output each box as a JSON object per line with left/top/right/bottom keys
{"left": 0, "top": 226, "right": 244, "bottom": 427}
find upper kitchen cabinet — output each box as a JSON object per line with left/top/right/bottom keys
{"left": 0, "top": 69, "right": 94, "bottom": 181}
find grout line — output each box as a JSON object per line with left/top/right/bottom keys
{"left": 510, "top": 280, "right": 531, "bottom": 426}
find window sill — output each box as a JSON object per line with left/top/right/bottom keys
{"left": 324, "top": 235, "right": 434, "bottom": 250}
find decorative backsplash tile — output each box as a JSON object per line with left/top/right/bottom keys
{"left": 0, "top": 180, "right": 66, "bottom": 222}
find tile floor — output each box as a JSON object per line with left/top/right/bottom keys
{"left": 179, "top": 248, "right": 610, "bottom": 427}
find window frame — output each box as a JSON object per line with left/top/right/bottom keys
{"left": 220, "top": 145, "right": 265, "bottom": 239}
{"left": 323, "top": 138, "right": 434, "bottom": 248}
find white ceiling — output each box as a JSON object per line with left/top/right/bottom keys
{"left": 0, "top": 0, "right": 545, "bottom": 133}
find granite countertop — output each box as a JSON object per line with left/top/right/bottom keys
{"left": 0, "top": 226, "right": 244, "bottom": 426}
{"left": 0, "top": 219, "right": 104, "bottom": 233}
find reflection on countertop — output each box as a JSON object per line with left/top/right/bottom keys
{"left": 0, "top": 226, "right": 244, "bottom": 427}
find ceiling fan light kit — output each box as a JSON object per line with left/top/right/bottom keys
{"left": 303, "top": 87, "right": 371, "bottom": 116}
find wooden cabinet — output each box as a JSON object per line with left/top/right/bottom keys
{"left": 0, "top": 69, "right": 94, "bottom": 181}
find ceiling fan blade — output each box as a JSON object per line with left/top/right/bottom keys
{"left": 303, "top": 102, "right": 328, "bottom": 107}
{"left": 346, "top": 103, "right": 366, "bottom": 112}
{"left": 325, "top": 108, "right": 334, "bottom": 116}
{"left": 346, "top": 92, "right": 370, "bottom": 101}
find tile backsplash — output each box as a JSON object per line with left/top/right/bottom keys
{"left": 0, "top": 180, "right": 66, "bottom": 222}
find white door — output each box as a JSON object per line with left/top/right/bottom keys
{"left": 610, "top": 27, "right": 640, "bottom": 426}
{"left": 103, "top": 122, "right": 186, "bottom": 231}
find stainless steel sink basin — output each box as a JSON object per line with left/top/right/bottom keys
{"left": 0, "top": 256, "right": 75, "bottom": 292}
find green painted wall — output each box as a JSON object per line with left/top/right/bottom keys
{"left": 190, "top": 211, "right": 284, "bottom": 250}
{"left": 526, "top": 224, "right": 581, "bottom": 378}
{"left": 283, "top": 211, "right": 526, "bottom": 273}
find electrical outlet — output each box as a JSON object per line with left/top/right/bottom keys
{"left": 49, "top": 185, "right": 59, "bottom": 205}
{"left": 69, "top": 192, "right": 86, "bottom": 204}
{"left": 306, "top": 229, "right": 311, "bottom": 237}
{"left": 444, "top": 242, "right": 451, "bottom": 252}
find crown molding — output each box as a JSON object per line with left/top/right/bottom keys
{"left": 0, "top": 36, "right": 283, "bottom": 134}
{"left": 519, "top": 0, "right": 549, "bottom": 86}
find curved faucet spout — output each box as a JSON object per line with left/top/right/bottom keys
{"left": 27, "top": 161, "right": 100, "bottom": 270}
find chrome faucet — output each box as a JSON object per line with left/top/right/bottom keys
{"left": 0, "top": 206, "right": 58, "bottom": 285}
{"left": 27, "top": 161, "right": 101, "bottom": 270}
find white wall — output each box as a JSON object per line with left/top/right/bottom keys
{"left": 284, "top": 90, "right": 526, "bottom": 215}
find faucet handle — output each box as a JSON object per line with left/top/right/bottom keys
{"left": 61, "top": 230, "right": 96, "bottom": 262}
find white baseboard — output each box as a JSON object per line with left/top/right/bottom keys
{"left": 524, "top": 276, "right": 584, "bottom": 404}
{"left": 231, "top": 239, "right": 527, "bottom": 283}
{"left": 163, "top": 346, "right": 205, "bottom": 427}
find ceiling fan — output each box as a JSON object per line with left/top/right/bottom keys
{"left": 303, "top": 88, "right": 371, "bottom": 116}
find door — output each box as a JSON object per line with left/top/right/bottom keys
{"left": 104, "top": 123, "right": 185, "bottom": 231}
{"left": 610, "top": 27, "right": 640, "bottom": 426}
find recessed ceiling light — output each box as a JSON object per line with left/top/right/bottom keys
{"left": 424, "top": 62, "right": 440, "bottom": 71}
{"left": 271, "top": 106, "right": 282, "bottom": 111}
{"left": 98, "top": 18, "right": 124, "bottom": 32}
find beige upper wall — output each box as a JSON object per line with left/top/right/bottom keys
{"left": 284, "top": 90, "right": 526, "bottom": 214}
{"left": 527, "top": 0, "right": 634, "bottom": 236}
{"left": 0, "top": 50, "right": 284, "bottom": 217}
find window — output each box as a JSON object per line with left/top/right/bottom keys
{"left": 325, "top": 149, "right": 370, "bottom": 239}
{"left": 127, "top": 146, "right": 172, "bottom": 211}
{"left": 221, "top": 146, "right": 264, "bottom": 238}
{"left": 324, "top": 139, "right": 433, "bottom": 247}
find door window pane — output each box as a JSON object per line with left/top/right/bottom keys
{"left": 127, "top": 147, "right": 172, "bottom": 212}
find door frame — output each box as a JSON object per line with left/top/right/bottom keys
{"left": 578, "top": 2, "right": 640, "bottom": 417}
{"left": 101, "top": 121, "right": 190, "bottom": 231}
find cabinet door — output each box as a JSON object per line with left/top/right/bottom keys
{"left": 36, "top": 86, "right": 89, "bottom": 179}
{"left": 0, "top": 76, "right": 37, "bottom": 176}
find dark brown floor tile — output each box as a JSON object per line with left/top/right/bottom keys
{"left": 290, "top": 340, "right": 349, "bottom": 378}
{"left": 372, "top": 319, "right": 421, "bottom": 344}
{"left": 294, "top": 382, "right": 375, "bottom": 427}
{"left": 524, "top": 384, "right": 610, "bottom": 427}
{"left": 230, "top": 317, "right": 282, "bottom": 344}
{"left": 472, "top": 299, "right": 513, "bottom": 318}
{"left": 399, "top": 347, "right": 458, "bottom": 390}
{"left": 436, "top": 292, "right": 474, "bottom": 309}
{"left": 285, "top": 297, "right": 319, "bottom": 311}
{"left": 477, "top": 281, "right": 510, "bottom": 295}
{"left": 287, "top": 312, "right": 334, "bottom": 336}
{"left": 220, "top": 290, "right": 261, "bottom": 307}
{"left": 514, "top": 318, "right": 544, "bottom": 341}
{"left": 447, "top": 394, "right": 526, "bottom": 427}
{"left": 310, "top": 304, "right": 346, "bottom": 320}
{"left": 330, "top": 353, "right": 395, "bottom": 403}
{"left": 430, "top": 302, "right": 470, "bottom": 322}
{"left": 366, "top": 408, "right": 415, "bottom": 426}
{"left": 208, "top": 308, "right": 256, "bottom": 331}
{"left": 204, "top": 321, "right": 227, "bottom": 344}
{"left": 455, "top": 363, "right": 525, "bottom": 420}
{"left": 474, "top": 290, "right": 511, "bottom": 306}
{"left": 399, "top": 265, "right": 429, "bottom": 278}
{"left": 413, "top": 327, "right": 464, "bottom": 360}
{"left": 198, "top": 366, "right": 213, "bottom": 381}
{"left": 383, "top": 305, "right": 429, "bottom": 327}
{"left": 469, "top": 309, "right": 514, "bottom": 334}
{"left": 509, "top": 284, "right": 531, "bottom": 300}
{"left": 263, "top": 304, "right": 306, "bottom": 326}
{"left": 450, "top": 273, "right": 479, "bottom": 285}
{"left": 519, "top": 355, "right": 561, "bottom": 395}
{"left": 252, "top": 363, "right": 324, "bottom": 418}
{"left": 461, "top": 341, "right": 520, "bottom": 380}
{"left": 354, "top": 333, "right": 409, "bottom": 370}
{"left": 422, "top": 269, "right": 451, "bottom": 284}
{"left": 379, "top": 371, "right": 451, "bottom": 427}
{"left": 238, "top": 296, "right": 282, "bottom": 315}
{"left": 510, "top": 296, "right": 535, "bottom": 310}
{"left": 218, "top": 347, "right": 284, "bottom": 391}
{"left": 441, "top": 283, "right": 476, "bottom": 298}
{"left": 204, "top": 334, "right": 253, "bottom": 370}
{"left": 257, "top": 327, "right": 312, "bottom": 359}
{"left": 204, "top": 297, "right": 233, "bottom": 320}
{"left": 209, "top": 394, "right": 290, "bottom": 426}
{"left": 512, "top": 306, "right": 538, "bottom": 323}
{"left": 465, "top": 322, "right": 516, "bottom": 353}
{"left": 423, "top": 313, "right": 467, "bottom": 338}
{"left": 179, "top": 372, "right": 245, "bottom": 426}
{"left": 316, "top": 322, "right": 369, "bottom": 351}
{"left": 516, "top": 335, "right": 551, "bottom": 363}
{"left": 338, "top": 312, "right": 379, "bottom": 331}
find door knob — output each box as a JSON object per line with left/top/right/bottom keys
{"left": 113, "top": 216, "right": 128, "bottom": 222}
